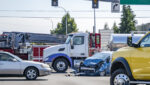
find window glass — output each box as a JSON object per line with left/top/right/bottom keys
{"left": 96, "top": 35, "right": 100, "bottom": 44}
{"left": 0, "top": 53, "right": 15, "bottom": 61}
{"left": 91, "top": 35, "right": 95, "bottom": 47}
{"left": 65, "top": 35, "right": 73, "bottom": 44}
{"left": 73, "top": 36, "right": 84, "bottom": 45}
{"left": 140, "top": 34, "right": 150, "bottom": 47}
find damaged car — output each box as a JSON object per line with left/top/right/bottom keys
{"left": 75, "top": 51, "right": 113, "bottom": 76}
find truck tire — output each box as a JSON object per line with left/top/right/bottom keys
{"left": 110, "top": 69, "right": 135, "bottom": 85}
{"left": 53, "top": 58, "right": 68, "bottom": 73}
{"left": 25, "top": 67, "right": 38, "bottom": 80}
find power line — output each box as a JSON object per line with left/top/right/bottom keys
{"left": 0, "top": 10, "right": 150, "bottom": 13}
{"left": 0, "top": 16, "right": 150, "bottom": 19}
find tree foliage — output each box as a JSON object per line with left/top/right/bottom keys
{"left": 119, "top": 5, "right": 136, "bottom": 33}
{"left": 51, "top": 13, "right": 78, "bottom": 34}
{"left": 112, "top": 22, "right": 119, "bottom": 33}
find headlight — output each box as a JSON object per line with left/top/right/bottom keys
{"left": 41, "top": 64, "right": 50, "bottom": 68}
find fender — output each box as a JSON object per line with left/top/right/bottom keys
{"left": 44, "top": 53, "right": 72, "bottom": 67}
{"left": 111, "top": 57, "right": 133, "bottom": 79}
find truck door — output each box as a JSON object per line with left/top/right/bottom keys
{"left": 131, "top": 33, "right": 150, "bottom": 79}
{"left": 70, "top": 36, "right": 86, "bottom": 57}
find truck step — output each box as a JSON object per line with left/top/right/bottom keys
{"left": 130, "top": 81, "right": 150, "bottom": 84}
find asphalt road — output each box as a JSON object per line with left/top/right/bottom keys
{"left": 0, "top": 72, "right": 110, "bottom": 85}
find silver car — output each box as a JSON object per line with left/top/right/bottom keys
{"left": 0, "top": 51, "right": 51, "bottom": 80}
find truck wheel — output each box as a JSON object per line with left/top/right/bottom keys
{"left": 53, "top": 58, "right": 68, "bottom": 73}
{"left": 25, "top": 67, "right": 38, "bottom": 80}
{"left": 110, "top": 69, "right": 131, "bottom": 85}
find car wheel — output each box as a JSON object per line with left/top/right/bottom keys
{"left": 25, "top": 67, "right": 38, "bottom": 80}
{"left": 53, "top": 58, "right": 68, "bottom": 73}
{"left": 110, "top": 69, "right": 131, "bottom": 85}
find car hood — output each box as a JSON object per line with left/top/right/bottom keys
{"left": 22, "top": 60, "right": 43, "bottom": 65}
{"left": 83, "top": 58, "right": 104, "bottom": 67}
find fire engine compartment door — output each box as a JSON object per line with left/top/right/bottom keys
{"left": 70, "top": 36, "right": 86, "bottom": 57}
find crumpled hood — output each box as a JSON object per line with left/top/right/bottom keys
{"left": 83, "top": 57, "right": 104, "bottom": 67}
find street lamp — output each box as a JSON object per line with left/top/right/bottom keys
{"left": 57, "top": 6, "right": 68, "bottom": 35}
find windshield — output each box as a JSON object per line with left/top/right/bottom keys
{"left": 90, "top": 53, "right": 110, "bottom": 60}
{"left": 65, "top": 35, "right": 73, "bottom": 44}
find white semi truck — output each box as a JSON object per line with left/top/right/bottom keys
{"left": 43, "top": 32, "right": 101, "bottom": 72}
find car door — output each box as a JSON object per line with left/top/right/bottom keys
{"left": 70, "top": 36, "right": 86, "bottom": 57}
{"left": 131, "top": 34, "right": 150, "bottom": 79}
{"left": 0, "top": 53, "right": 21, "bottom": 75}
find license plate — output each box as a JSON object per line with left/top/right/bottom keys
{"left": 80, "top": 67, "right": 95, "bottom": 70}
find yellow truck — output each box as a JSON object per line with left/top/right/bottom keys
{"left": 110, "top": 32, "right": 150, "bottom": 85}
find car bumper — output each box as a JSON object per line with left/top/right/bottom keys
{"left": 44, "top": 62, "right": 52, "bottom": 67}
{"left": 39, "top": 68, "right": 51, "bottom": 76}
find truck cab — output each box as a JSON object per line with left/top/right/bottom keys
{"left": 43, "top": 32, "right": 101, "bottom": 72}
{"left": 110, "top": 32, "right": 150, "bottom": 85}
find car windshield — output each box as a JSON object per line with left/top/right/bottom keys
{"left": 90, "top": 53, "right": 110, "bottom": 60}
{"left": 65, "top": 35, "right": 73, "bottom": 44}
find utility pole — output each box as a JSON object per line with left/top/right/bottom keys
{"left": 92, "top": 0, "right": 99, "bottom": 33}
{"left": 58, "top": 6, "right": 68, "bottom": 35}
{"left": 93, "top": 8, "right": 96, "bottom": 33}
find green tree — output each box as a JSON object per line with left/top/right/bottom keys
{"left": 104, "top": 23, "right": 109, "bottom": 30}
{"left": 119, "top": 5, "right": 136, "bottom": 33}
{"left": 51, "top": 13, "right": 78, "bottom": 34}
{"left": 112, "top": 22, "right": 119, "bottom": 33}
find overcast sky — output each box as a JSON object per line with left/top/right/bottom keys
{"left": 0, "top": 0, "right": 150, "bottom": 34}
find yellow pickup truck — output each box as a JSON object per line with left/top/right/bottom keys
{"left": 110, "top": 32, "right": 150, "bottom": 85}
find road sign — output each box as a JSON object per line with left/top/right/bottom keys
{"left": 111, "top": 0, "right": 120, "bottom": 13}
{"left": 52, "top": 0, "right": 58, "bottom": 6}
{"left": 120, "top": 0, "right": 150, "bottom": 5}
{"left": 92, "top": 0, "right": 99, "bottom": 8}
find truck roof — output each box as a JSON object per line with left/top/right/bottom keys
{"left": 68, "top": 32, "right": 89, "bottom": 36}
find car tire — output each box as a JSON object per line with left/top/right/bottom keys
{"left": 25, "top": 67, "right": 38, "bottom": 80}
{"left": 53, "top": 58, "right": 68, "bottom": 73}
{"left": 110, "top": 69, "right": 135, "bottom": 85}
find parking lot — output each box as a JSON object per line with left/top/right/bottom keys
{"left": 0, "top": 72, "right": 110, "bottom": 85}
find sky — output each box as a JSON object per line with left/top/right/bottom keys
{"left": 0, "top": 0, "right": 150, "bottom": 34}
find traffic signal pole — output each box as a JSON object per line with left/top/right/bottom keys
{"left": 58, "top": 6, "right": 68, "bottom": 35}
{"left": 93, "top": 8, "right": 96, "bottom": 34}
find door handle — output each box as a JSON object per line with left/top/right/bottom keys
{"left": 81, "top": 53, "right": 85, "bottom": 55}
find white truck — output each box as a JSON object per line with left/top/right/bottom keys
{"left": 43, "top": 32, "right": 101, "bottom": 72}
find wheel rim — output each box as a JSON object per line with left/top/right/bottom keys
{"left": 27, "top": 69, "right": 37, "bottom": 79}
{"left": 114, "top": 74, "right": 130, "bottom": 85}
{"left": 56, "top": 61, "right": 66, "bottom": 71}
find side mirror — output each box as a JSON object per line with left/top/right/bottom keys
{"left": 70, "top": 39, "right": 74, "bottom": 49}
{"left": 127, "top": 36, "right": 132, "bottom": 47}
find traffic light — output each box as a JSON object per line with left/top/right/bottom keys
{"left": 92, "top": 0, "right": 99, "bottom": 8}
{"left": 52, "top": 0, "right": 58, "bottom": 6}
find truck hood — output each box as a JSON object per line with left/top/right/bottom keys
{"left": 112, "top": 46, "right": 135, "bottom": 61}
{"left": 43, "top": 44, "right": 67, "bottom": 59}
